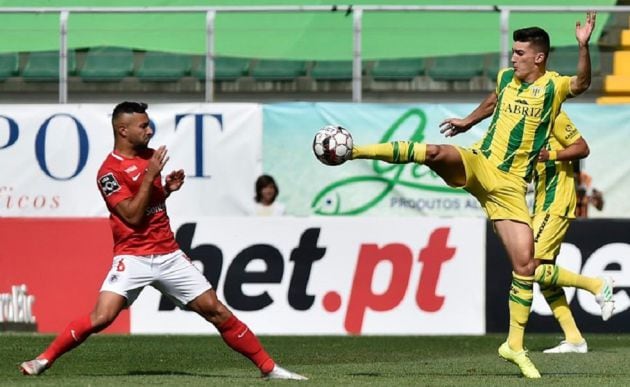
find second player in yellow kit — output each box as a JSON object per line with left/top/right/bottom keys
{"left": 532, "top": 111, "right": 615, "bottom": 354}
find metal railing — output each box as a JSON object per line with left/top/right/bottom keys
{"left": 0, "top": 5, "right": 627, "bottom": 103}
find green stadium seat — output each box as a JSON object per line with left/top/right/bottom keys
{"left": 250, "top": 59, "right": 307, "bottom": 81}
{"left": 79, "top": 47, "right": 134, "bottom": 81}
{"left": 548, "top": 46, "right": 601, "bottom": 76}
{"left": 371, "top": 58, "right": 425, "bottom": 81}
{"left": 22, "top": 51, "right": 77, "bottom": 81}
{"left": 311, "top": 61, "right": 353, "bottom": 80}
{"left": 194, "top": 56, "right": 250, "bottom": 81}
{"left": 136, "top": 51, "right": 192, "bottom": 81}
{"left": 428, "top": 54, "right": 485, "bottom": 81}
{"left": 0, "top": 52, "right": 19, "bottom": 81}
{"left": 486, "top": 53, "right": 503, "bottom": 82}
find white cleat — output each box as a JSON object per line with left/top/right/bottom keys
{"left": 595, "top": 276, "right": 615, "bottom": 321}
{"left": 543, "top": 340, "right": 588, "bottom": 354}
{"left": 19, "top": 358, "right": 49, "bottom": 376}
{"left": 263, "top": 364, "right": 308, "bottom": 381}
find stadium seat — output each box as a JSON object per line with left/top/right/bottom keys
{"left": 79, "top": 47, "right": 134, "bottom": 81}
{"left": 250, "top": 59, "right": 307, "bottom": 81}
{"left": 428, "top": 54, "right": 485, "bottom": 81}
{"left": 486, "top": 53, "right": 502, "bottom": 82}
{"left": 548, "top": 46, "right": 601, "bottom": 76}
{"left": 136, "top": 51, "right": 192, "bottom": 81}
{"left": 311, "top": 61, "right": 353, "bottom": 80}
{"left": 0, "top": 52, "right": 19, "bottom": 81}
{"left": 194, "top": 56, "right": 250, "bottom": 81}
{"left": 22, "top": 51, "right": 77, "bottom": 81}
{"left": 371, "top": 58, "right": 425, "bottom": 80}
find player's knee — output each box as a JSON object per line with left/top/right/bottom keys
{"left": 90, "top": 311, "right": 117, "bottom": 331}
{"left": 190, "top": 290, "right": 230, "bottom": 323}
{"left": 513, "top": 259, "right": 536, "bottom": 276}
{"left": 425, "top": 144, "right": 441, "bottom": 162}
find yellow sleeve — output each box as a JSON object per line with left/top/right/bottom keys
{"left": 552, "top": 111, "right": 582, "bottom": 148}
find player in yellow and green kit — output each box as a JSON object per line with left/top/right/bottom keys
{"left": 318, "top": 12, "right": 609, "bottom": 378}
{"left": 533, "top": 111, "right": 614, "bottom": 354}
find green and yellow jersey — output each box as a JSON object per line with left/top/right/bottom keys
{"left": 475, "top": 69, "right": 573, "bottom": 182}
{"left": 533, "top": 111, "right": 581, "bottom": 218}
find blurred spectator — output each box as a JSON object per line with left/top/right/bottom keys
{"left": 254, "top": 174, "right": 285, "bottom": 216}
{"left": 574, "top": 165, "right": 604, "bottom": 218}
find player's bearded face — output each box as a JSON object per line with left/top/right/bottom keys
{"left": 127, "top": 113, "right": 153, "bottom": 149}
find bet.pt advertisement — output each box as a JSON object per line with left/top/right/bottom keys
{"left": 130, "top": 216, "right": 485, "bottom": 335}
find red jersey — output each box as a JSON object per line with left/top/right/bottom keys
{"left": 96, "top": 148, "right": 179, "bottom": 256}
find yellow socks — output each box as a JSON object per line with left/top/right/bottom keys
{"left": 507, "top": 272, "right": 534, "bottom": 352}
{"left": 352, "top": 141, "right": 427, "bottom": 164}
{"left": 535, "top": 264, "right": 601, "bottom": 295}
{"left": 541, "top": 285, "right": 584, "bottom": 343}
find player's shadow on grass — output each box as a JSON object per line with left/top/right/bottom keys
{"left": 348, "top": 372, "right": 382, "bottom": 377}
{"left": 124, "top": 370, "right": 250, "bottom": 379}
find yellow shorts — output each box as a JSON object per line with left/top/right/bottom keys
{"left": 455, "top": 147, "right": 531, "bottom": 227}
{"left": 532, "top": 212, "right": 570, "bottom": 260}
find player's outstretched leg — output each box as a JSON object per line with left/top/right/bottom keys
{"left": 351, "top": 141, "right": 427, "bottom": 164}
{"left": 190, "top": 289, "right": 307, "bottom": 380}
{"left": 20, "top": 292, "right": 124, "bottom": 376}
{"left": 217, "top": 314, "right": 307, "bottom": 380}
{"left": 540, "top": 285, "right": 588, "bottom": 354}
{"left": 535, "top": 264, "right": 615, "bottom": 320}
{"left": 20, "top": 314, "right": 97, "bottom": 376}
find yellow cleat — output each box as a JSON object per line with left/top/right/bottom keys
{"left": 498, "top": 342, "right": 541, "bottom": 379}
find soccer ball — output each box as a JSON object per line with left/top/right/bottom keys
{"left": 312, "top": 125, "right": 353, "bottom": 166}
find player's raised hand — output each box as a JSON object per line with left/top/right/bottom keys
{"left": 165, "top": 169, "right": 185, "bottom": 193}
{"left": 147, "top": 145, "right": 169, "bottom": 178}
{"left": 576, "top": 11, "right": 596, "bottom": 46}
{"left": 439, "top": 118, "right": 470, "bottom": 137}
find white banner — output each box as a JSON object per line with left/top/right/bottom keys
{"left": 130, "top": 216, "right": 486, "bottom": 335}
{"left": 0, "top": 103, "right": 262, "bottom": 217}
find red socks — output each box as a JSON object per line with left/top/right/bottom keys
{"left": 37, "top": 313, "right": 275, "bottom": 374}
{"left": 40, "top": 314, "right": 95, "bottom": 365}
{"left": 218, "top": 315, "right": 275, "bottom": 374}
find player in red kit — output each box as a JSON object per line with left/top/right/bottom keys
{"left": 20, "top": 101, "right": 307, "bottom": 381}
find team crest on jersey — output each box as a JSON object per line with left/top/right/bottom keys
{"left": 530, "top": 86, "right": 542, "bottom": 97}
{"left": 99, "top": 173, "right": 121, "bottom": 196}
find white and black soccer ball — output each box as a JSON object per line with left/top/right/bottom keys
{"left": 312, "top": 125, "right": 353, "bottom": 166}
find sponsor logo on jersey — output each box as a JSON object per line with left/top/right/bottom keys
{"left": 99, "top": 173, "right": 121, "bottom": 197}
{"left": 145, "top": 203, "right": 166, "bottom": 216}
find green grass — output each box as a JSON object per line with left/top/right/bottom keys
{"left": 2, "top": 333, "right": 630, "bottom": 386}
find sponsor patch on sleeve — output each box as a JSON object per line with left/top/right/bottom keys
{"left": 98, "top": 173, "right": 121, "bottom": 196}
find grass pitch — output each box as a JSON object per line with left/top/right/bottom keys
{"left": 2, "top": 333, "right": 630, "bottom": 386}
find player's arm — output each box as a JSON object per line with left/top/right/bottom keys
{"left": 440, "top": 91, "right": 497, "bottom": 137}
{"left": 114, "top": 146, "right": 169, "bottom": 226}
{"left": 538, "top": 137, "right": 589, "bottom": 162}
{"left": 570, "top": 11, "right": 596, "bottom": 96}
